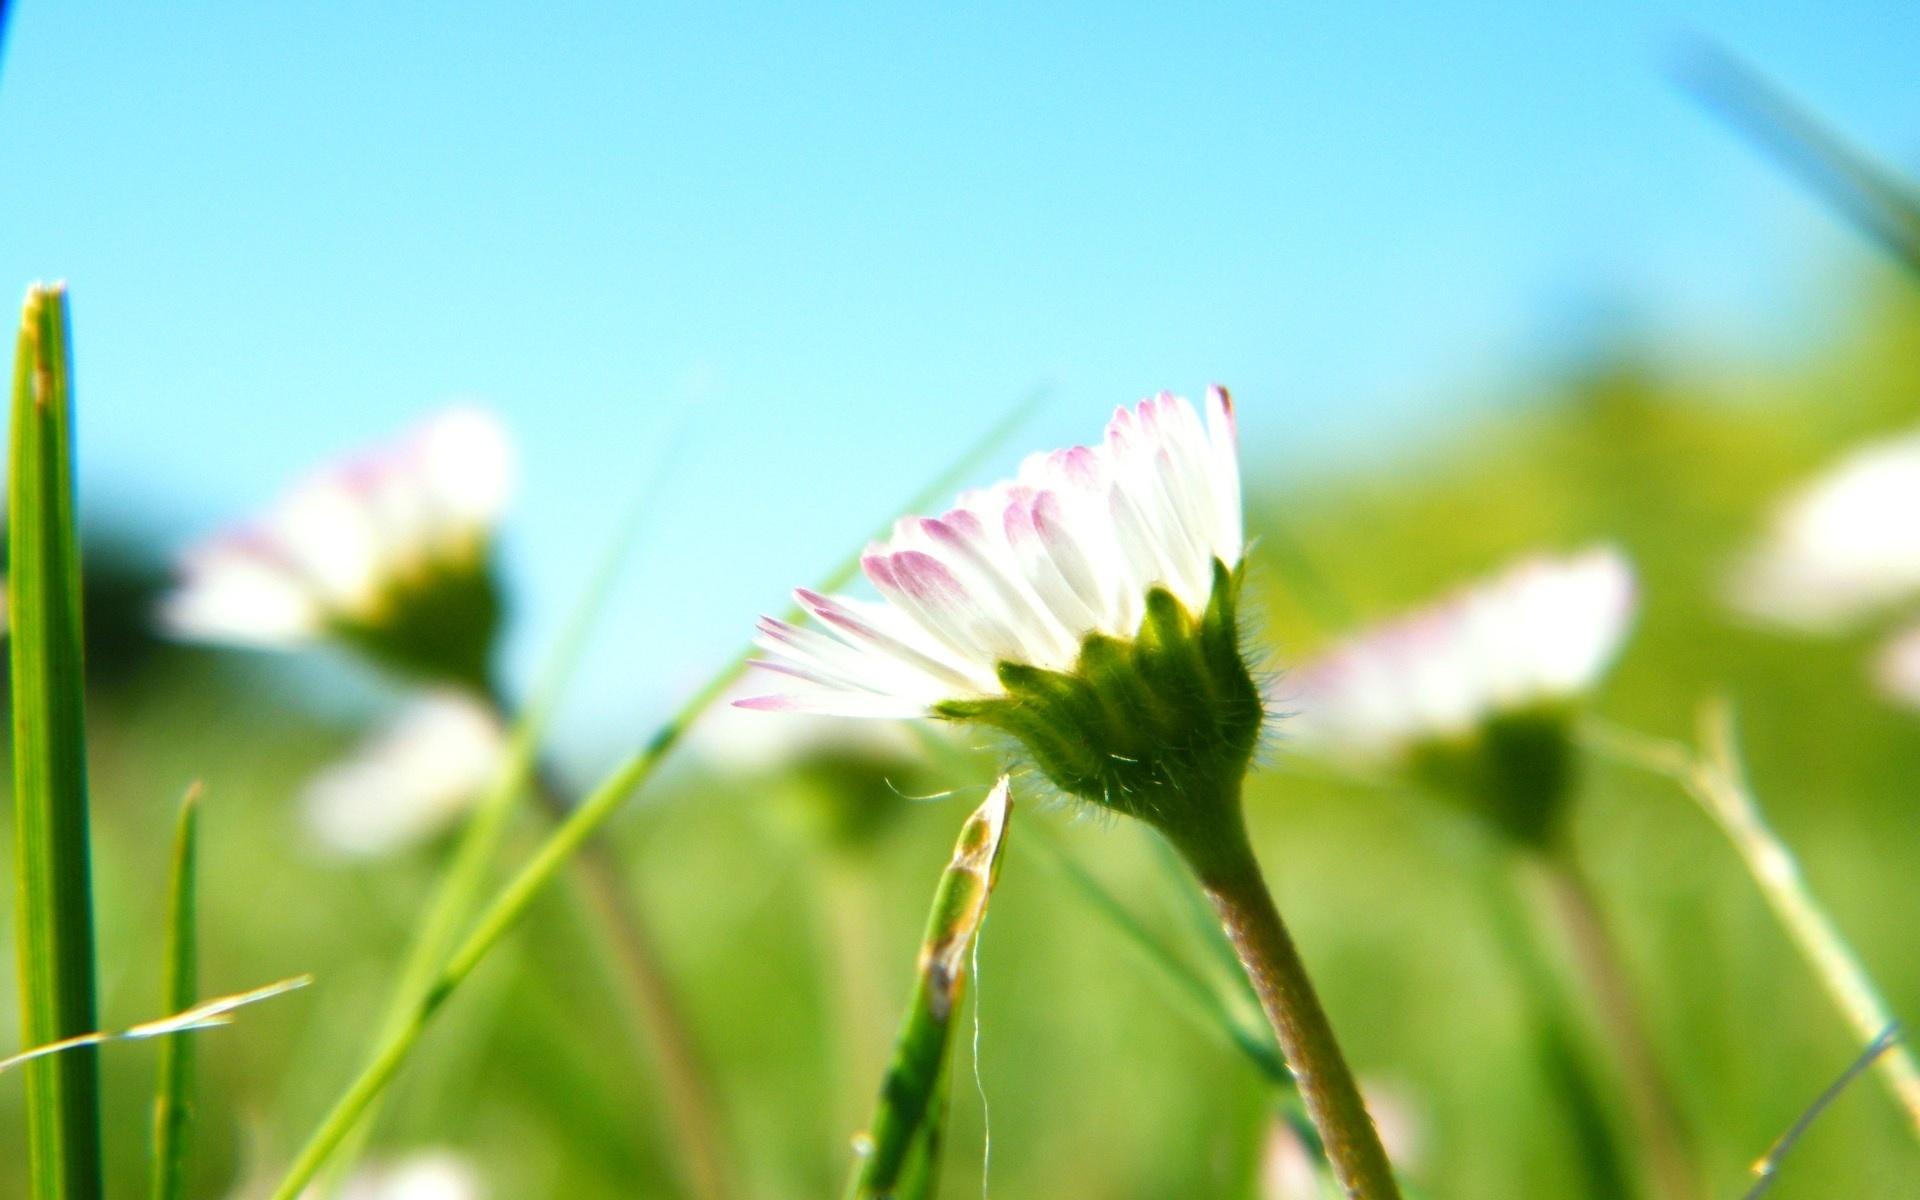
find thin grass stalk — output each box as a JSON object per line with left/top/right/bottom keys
{"left": 1462, "top": 841, "right": 1633, "bottom": 1200}
{"left": 9, "top": 282, "right": 105, "bottom": 1200}
{"left": 526, "top": 762, "right": 733, "bottom": 1200}
{"left": 271, "top": 390, "right": 1046, "bottom": 1199}
{"left": 1019, "top": 829, "right": 1286, "bottom": 1083}
{"left": 320, "top": 428, "right": 689, "bottom": 1197}
{"left": 151, "top": 784, "right": 201, "bottom": 1200}
{"left": 845, "top": 780, "right": 1012, "bottom": 1199}
{"left": 1532, "top": 847, "right": 1699, "bottom": 1200}
{"left": 1744, "top": 1024, "right": 1903, "bottom": 1199}
{"left": 1588, "top": 703, "right": 1920, "bottom": 1136}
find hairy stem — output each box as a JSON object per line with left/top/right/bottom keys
{"left": 1168, "top": 802, "right": 1401, "bottom": 1200}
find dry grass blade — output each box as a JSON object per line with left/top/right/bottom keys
{"left": 9, "top": 282, "right": 105, "bottom": 1200}
{"left": 846, "top": 777, "right": 1013, "bottom": 1200}
{"left": 1, "top": 977, "right": 311, "bottom": 1075}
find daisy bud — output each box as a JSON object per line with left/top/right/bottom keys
{"left": 1286, "top": 548, "right": 1637, "bottom": 845}
{"left": 740, "top": 389, "right": 1263, "bottom": 847}
{"left": 160, "top": 408, "right": 513, "bottom": 693}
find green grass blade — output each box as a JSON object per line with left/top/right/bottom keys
{"left": 318, "top": 466, "right": 670, "bottom": 1197}
{"left": 846, "top": 778, "right": 1012, "bottom": 1200}
{"left": 265, "top": 386, "right": 1048, "bottom": 1199}
{"left": 151, "top": 783, "right": 201, "bottom": 1200}
{"left": 1682, "top": 43, "right": 1920, "bottom": 275}
{"left": 9, "top": 282, "right": 105, "bottom": 1200}
{"left": 1021, "top": 828, "right": 1287, "bottom": 1084}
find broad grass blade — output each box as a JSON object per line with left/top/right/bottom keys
{"left": 846, "top": 778, "right": 1013, "bottom": 1200}
{"left": 152, "top": 783, "right": 201, "bottom": 1200}
{"left": 9, "top": 282, "right": 105, "bottom": 1200}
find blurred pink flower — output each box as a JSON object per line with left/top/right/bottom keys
{"left": 1285, "top": 547, "right": 1637, "bottom": 762}
{"left": 160, "top": 407, "right": 513, "bottom": 687}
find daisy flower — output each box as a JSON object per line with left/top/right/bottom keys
{"left": 1285, "top": 547, "right": 1636, "bottom": 843}
{"left": 159, "top": 407, "right": 512, "bottom": 691}
{"left": 1729, "top": 429, "right": 1920, "bottom": 632}
{"left": 740, "top": 387, "right": 1261, "bottom": 826}
{"left": 741, "top": 388, "right": 1403, "bottom": 1199}
{"left": 300, "top": 691, "right": 507, "bottom": 857}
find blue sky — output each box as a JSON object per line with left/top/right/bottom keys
{"left": 0, "top": 2, "right": 1915, "bottom": 756}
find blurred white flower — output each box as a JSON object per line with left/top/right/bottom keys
{"left": 1285, "top": 548, "right": 1637, "bottom": 762}
{"left": 316, "top": 1151, "right": 484, "bottom": 1200}
{"left": 1729, "top": 429, "right": 1920, "bottom": 632}
{"left": 740, "top": 388, "right": 1244, "bottom": 718}
{"left": 1875, "top": 623, "right": 1920, "bottom": 712}
{"left": 302, "top": 691, "right": 506, "bottom": 857}
{"left": 160, "top": 407, "right": 512, "bottom": 687}
{"left": 1261, "top": 1082, "right": 1423, "bottom": 1199}
{"left": 336, "top": 1153, "right": 483, "bottom": 1200}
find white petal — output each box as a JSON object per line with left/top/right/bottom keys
{"left": 743, "top": 387, "right": 1250, "bottom": 717}
{"left": 301, "top": 693, "right": 505, "bottom": 857}
{"left": 1286, "top": 547, "right": 1638, "bottom": 760}
{"left": 158, "top": 537, "right": 324, "bottom": 647}
{"left": 416, "top": 407, "right": 515, "bottom": 529}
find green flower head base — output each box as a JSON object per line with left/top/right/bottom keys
{"left": 940, "top": 560, "right": 1262, "bottom": 832}
{"left": 1286, "top": 547, "right": 1637, "bottom": 847}
{"left": 739, "top": 388, "right": 1261, "bottom": 839}
{"left": 159, "top": 408, "right": 513, "bottom": 694}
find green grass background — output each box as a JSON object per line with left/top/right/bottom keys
{"left": 4, "top": 271, "right": 1920, "bottom": 1198}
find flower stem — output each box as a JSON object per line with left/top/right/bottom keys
{"left": 1535, "top": 849, "right": 1698, "bottom": 1200}
{"left": 1167, "top": 799, "right": 1402, "bottom": 1200}
{"left": 528, "top": 764, "right": 734, "bottom": 1200}
{"left": 1587, "top": 703, "right": 1920, "bottom": 1138}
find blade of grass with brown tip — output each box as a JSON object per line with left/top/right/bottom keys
{"left": 846, "top": 778, "right": 1013, "bottom": 1200}
{"left": 151, "top": 783, "right": 201, "bottom": 1200}
{"left": 9, "top": 282, "right": 105, "bottom": 1200}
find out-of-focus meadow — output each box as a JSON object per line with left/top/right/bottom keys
{"left": 4, "top": 7, "right": 1920, "bottom": 1200}
{"left": 3, "top": 261, "right": 1919, "bottom": 1197}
